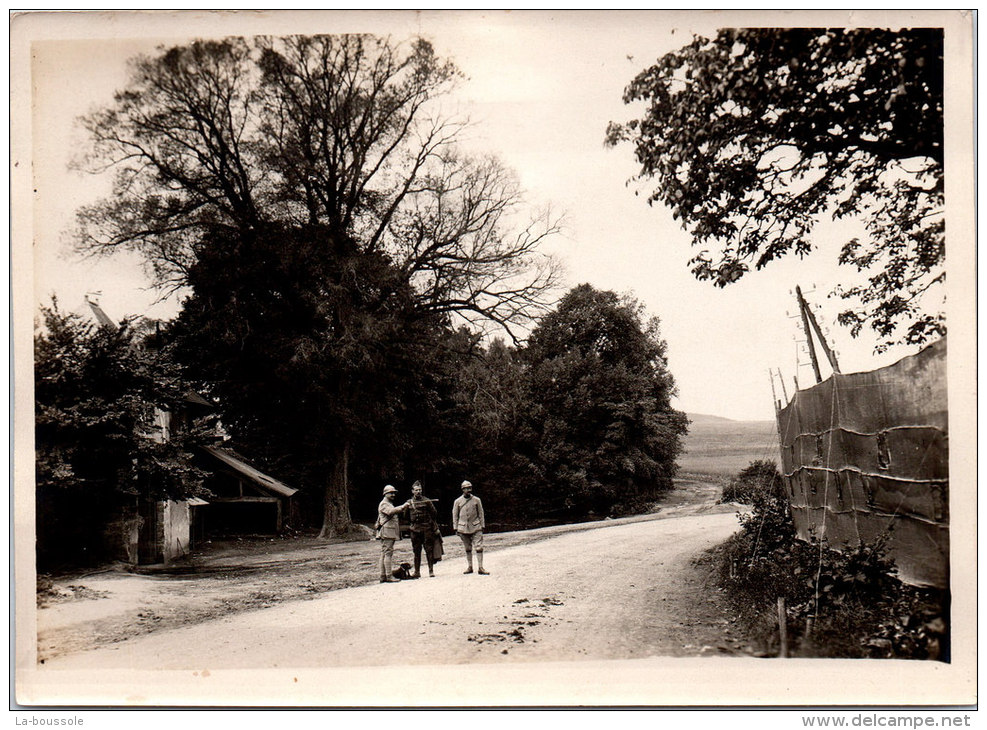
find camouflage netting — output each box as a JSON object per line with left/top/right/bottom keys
{"left": 777, "top": 338, "right": 948, "bottom": 588}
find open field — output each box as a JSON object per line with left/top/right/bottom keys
{"left": 677, "top": 414, "right": 779, "bottom": 477}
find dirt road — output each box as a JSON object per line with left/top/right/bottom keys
{"left": 39, "top": 510, "right": 746, "bottom": 670}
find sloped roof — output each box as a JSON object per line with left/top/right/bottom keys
{"left": 201, "top": 446, "right": 298, "bottom": 499}
{"left": 86, "top": 297, "right": 117, "bottom": 329}
{"left": 184, "top": 391, "right": 213, "bottom": 408}
{"left": 83, "top": 297, "right": 214, "bottom": 410}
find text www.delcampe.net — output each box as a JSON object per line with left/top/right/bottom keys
{"left": 802, "top": 716, "right": 972, "bottom": 728}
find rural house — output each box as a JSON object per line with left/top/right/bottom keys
{"left": 84, "top": 297, "right": 299, "bottom": 566}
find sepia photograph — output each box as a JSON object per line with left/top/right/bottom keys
{"left": 11, "top": 10, "right": 976, "bottom": 709}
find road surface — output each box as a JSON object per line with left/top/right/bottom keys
{"left": 40, "top": 511, "right": 743, "bottom": 670}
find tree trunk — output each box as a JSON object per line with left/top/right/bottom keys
{"left": 318, "top": 440, "right": 354, "bottom": 539}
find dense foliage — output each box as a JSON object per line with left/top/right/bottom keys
{"left": 716, "top": 461, "right": 948, "bottom": 659}
{"left": 35, "top": 300, "right": 212, "bottom": 567}
{"left": 607, "top": 28, "right": 945, "bottom": 350}
{"left": 522, "top": 285, "right": 687, "bottom": 517}
{"left": 76, "top": 35, "right": 559, "bottom": 535}
{"left": 425, "top": 334, "right": 539, "bottom": 527}
{"left": 719, "top": 459, "right": 785, "bottom": 505}
{"left": 351, "top": 285, "right": 688, "bottom": 528}
{"left": 166, "top": 223, "right": 456, "bottom": 534}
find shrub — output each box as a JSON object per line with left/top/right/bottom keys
{"left": 717, "top": 462, "right": 948, "bottom": 659}
{"left": 720, "top": 459, "right": 785, "bottom": 504}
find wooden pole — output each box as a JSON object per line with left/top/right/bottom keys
{"left": 801, "top": 296, "right": 841, "bottom": 373}
{"left": 796, "top": 286, "right": 822, "bottom": 384}
{"left": 771, "top": 370, "right": 787, "bottom": 475}
{"left": 778, "top": 596, "right": 789, "bottom": 658}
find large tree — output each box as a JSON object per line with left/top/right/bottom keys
{"left": 167, "top": 223, "right": 451, "bottom": 534}
{"left": 75, "top": 35, "right": 559, "bottom": 536}
{"left": 77, "top": 36, "right": 558, "bottom": 333}
{"left": 522, "top": 285, "right": 688, "bottom": 518}
{"left": 606, "top": 28, "right": 944, "bottom": 349}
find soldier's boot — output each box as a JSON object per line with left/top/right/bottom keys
{"left": 382, "top": 553, "right": 400, "bottom": 583}
{"left": 426, "top": 554, "right": 435, "bottom": 578}
{"left": 477, "top": 550, "right": 489, "bottom": 575}
{"left": 464, "top": 551, "right": 474, "bottom": 574}
{"left": 411, "top": 552, "right": 422, "bottom": 579}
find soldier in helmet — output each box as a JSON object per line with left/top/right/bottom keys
{"left": 377, "top": 484, "right": 410, "bottom": 583}
{"left": 407, "top": 480, "right": 439, "bottom": 578}
{"left": 452, "top": 480, "right": 489, "bottom": 575}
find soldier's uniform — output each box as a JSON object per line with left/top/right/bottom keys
{"left": 452, "top": 480, "right": 489, "bottom": 575}
{"left": 408, "top": 491, "right": 438, "bottom": 578}
{"left": 377, "top": 485, "right": 405, "bottom": 583}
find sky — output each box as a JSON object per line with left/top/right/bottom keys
{"left": 25, "top": 10, "right": 953, "bottom": 421}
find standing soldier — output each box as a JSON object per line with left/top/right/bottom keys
{"left": 407, "top": 480, "right": 439, "bottom": 578}
{"left": 377, "top": 485, "right": 409, "bottom": 583}
{"left": 452, "top": 480, "right": 489, "bottom": 575}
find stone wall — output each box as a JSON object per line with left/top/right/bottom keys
{"left": 160, "top": 500, "right": 191, "bottom": 563}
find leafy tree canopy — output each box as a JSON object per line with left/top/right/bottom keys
{"left": 607, "top": 28, "right": 944, "bottom": 350}
{"left": 35, "top": 299, "right": 212, "bottom": 500}
{"left": 523, "top": 285, "right": 688, "bottom": 516}
{"left": 167, "top": 224, "right": 451, "bottom": 516}
{"left": 76, "top": 35, "right": 559, "bottom": 340}
{"left": 75, "top": 35, "right": 561, "bottom": 536}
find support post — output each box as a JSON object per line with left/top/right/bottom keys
{"left": 778, "top": 596, "right": 789, "bottom": 658}
{"left": 801, "top": 296, "right": 841, "bottom": 374}
{"left": 796, "top": 286, "right": 823, "bottom": 384}
{"left": 769, "top": 369, "right": 779, "bottom": 412}
{"left": 771, "top": 370, "right": 786, "bottom": 473}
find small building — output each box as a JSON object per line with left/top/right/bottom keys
{"left": 104, "top": 495, "right": 208, "bottom": 565}
{"left": 79, "top": 296, "right": 298, "bottom": 565}
{"left": 199, "top": 446, "right": 300, "bottom": 535}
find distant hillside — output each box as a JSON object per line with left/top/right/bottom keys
{"left": 684, "top": 412, "right": 737, "bottom": 426}
{"left": 678, "top": 413, "right": 779, "bottom": 478}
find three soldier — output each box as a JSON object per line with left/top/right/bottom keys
{"left": 375, "top": 478, "right": 490, "bottom": 582}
